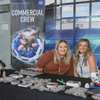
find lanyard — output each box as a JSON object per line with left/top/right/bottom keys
{"left": 79, "top": 54, "right": 85, "bottom": 77}
{"left": 79, "top": 59, "right": 84, "bottom": 77}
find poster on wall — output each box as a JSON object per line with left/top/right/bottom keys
{"left": 10, "top": 0, "right": 45, "bottom": 70}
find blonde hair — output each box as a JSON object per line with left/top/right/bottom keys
{"left": 74, "top": 39, "right": 96, "bottom": 67}
{"left": 53, "top": 39, "right": 71, "bottom": 65}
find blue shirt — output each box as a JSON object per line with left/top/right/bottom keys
{"left": 24, "top": 49, "right": 36, "bottom": 58}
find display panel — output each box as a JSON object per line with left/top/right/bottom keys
{"left": 45, "top": 0, "right": 100, "bottom": 68}
{"left": 62, "top": 0, "right": 73, "bottom": 3}
{"left": 91, "top": 18, "right": 100, "bottom": 29}
{"left": 11, "top": 0, "right": 45, "bottom": 70}
{"left": 75, "top": 18, "right": 89, "bottom": 29}
{"left": 62, "top": 5, "right": 73, "bottom": 18}
{"left": 92, "top": 2, "right": 100, "bottom": 16}
{"left": 62, "top": 19, "right": 73, "bottom": 30}
{"left": 76, "top": 3, "right": 89, "bottom": 17}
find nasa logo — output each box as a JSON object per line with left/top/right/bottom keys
{"left": 38, "top": 0, "right": 43, "bottom": 5}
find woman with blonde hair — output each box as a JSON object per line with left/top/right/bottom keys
{"left": 73, "top": 39, "right": 97, "bottom": 78}
{"left": 35, "top": 39, "right": 73, "bottom": 76}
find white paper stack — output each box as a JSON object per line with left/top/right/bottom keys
{"left": 66, "top": 80, "right": 81, "bottom": 87}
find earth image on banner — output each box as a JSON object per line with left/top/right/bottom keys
{"left": 11, "top": 26, "right": 44, "bottom": 65}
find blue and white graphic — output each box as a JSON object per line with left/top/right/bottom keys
{"left": 45, "top": 1, "right": 100, "bottom": 68}
{"left": 38, "top": 0, "right": 43, "bottom": 5}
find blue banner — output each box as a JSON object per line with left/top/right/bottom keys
{"left": 11, "top": 0, "right": 45, "bottom": 70}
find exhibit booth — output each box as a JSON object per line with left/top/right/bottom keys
{"left": 0, "top": 1, "right": 100, "bottom": 100}
{"left": 0, "top": 0, "right": 100, "bottom": 70}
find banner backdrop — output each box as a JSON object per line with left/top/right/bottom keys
{"left": 10, "top": 0, "right": 45, "bottom": 70}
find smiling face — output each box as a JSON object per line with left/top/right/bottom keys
{"left": 78, "top": 41, "right": 88, "bottom": 54}
{"left": 20, "top": 39, "right": 26, "bottom": 44}
{"left": 58, "top": 42, "right": 68, "bottom": 56}
{"left": 18, "top": 44, "right": 24, "bottom": 51}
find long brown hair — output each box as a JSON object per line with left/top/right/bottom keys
{"left": 74, "top": 39, "right": 95, "bottom": 67}
{"left": 53, "top": 39, "right": 71, "bottom": 65}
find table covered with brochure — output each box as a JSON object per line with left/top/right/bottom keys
{"left": 0, "top": 69, "right": 99, "bottom": 100}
